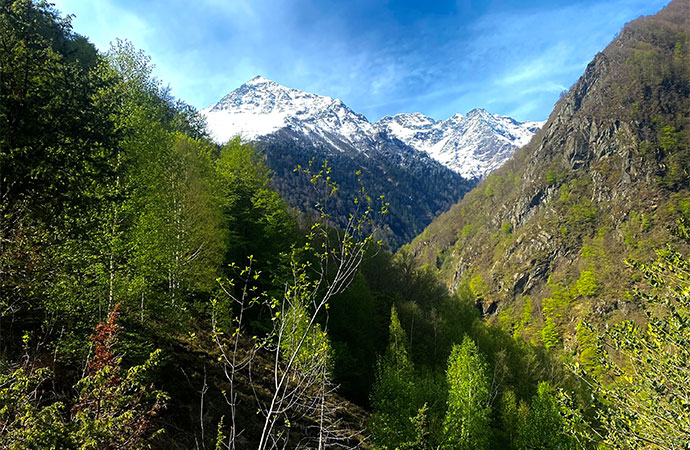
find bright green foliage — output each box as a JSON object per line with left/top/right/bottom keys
{"left": 443, "top": 336, "right": 491, "bottom": 450}
{"left": 370, "top": 307, "right": 418, "bottom": 448}
{"left": 516, "top": 382, "right": 575, "bottom": 450}
{"left": 469, "top": 274, "right": 490, "bottom": 300}
{"left": 0, "top": 308, "right": 167, "bottom": 449}
{"left": 498, "top": 390, "right": 519, "bottom": 449}
{"left": 134, "top": 133, "right": 226, "bottom": 300}
{"left": 575, "top": 270, "right": 599, "bottom": 297}
{"left": 70, "top": 307, "right": 167, "bottom": 449}
{"left": 575, "top": 320, "right": 603, "bottom": 377}
{"left": 513, "top": 296, "right": 533, "bottom": 339}
{"left": 540, "top": 318, "right": 559, "bottom": 349}
{"left": 545, "top": 169, "right": 567, "bottom": 186}
{"left": 0, "top": 367, "right": 69, "bottom": 448}
{"left": 280, "top": 301, "right": 331, "bottom": 379}
{"left": 398, "top": 403, "right": 434, "bottom": 450}
{"left": 576, "top": 223, "right": 690, "bottom": 449}
{"left": 541, "top": 283, "right": 575, "bottom": 323}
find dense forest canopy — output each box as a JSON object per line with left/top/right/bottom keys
{"left": 1, "top": 1, "right": 690, "bottom": 449}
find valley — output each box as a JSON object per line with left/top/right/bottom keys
{"left": 1, "top": 1, "right": 688, "bottom": 449}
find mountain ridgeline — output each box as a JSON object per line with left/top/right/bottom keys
{"left": 408, "top": 0, "right": 690, "bottom": 344}
{"left": 5, "top": 0, "right": 690, "bottom": 448}
{"left": 202, "top": 78, "right": 541, "bottom": 249}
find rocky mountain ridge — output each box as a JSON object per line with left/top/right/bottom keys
{"left": 202, "top": 76, "right": 542, "bottom": 179}
{"left": 407, "top": 0, "right": 690, "bottom": 345}
{"left": 376, "top": 109, "right": 543, "bottom": 178}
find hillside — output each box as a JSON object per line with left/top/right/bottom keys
{"left": 407, "top": 0, "right": 690, "bottom": 347}
{"left": 4, "top": 1, "right": 690, "bottom": 449}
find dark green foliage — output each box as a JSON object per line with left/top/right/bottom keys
{"left": 328, "top": 272, "right": 378, "bottom": 404}
{"left": 216, "top": 138, "right": 297, "bottom": 276}
{"left": 255, "top": 137, "right": 475, "bottom": 250}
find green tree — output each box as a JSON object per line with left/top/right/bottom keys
{"left": 370, "top": 306, "right": 418, "bottom": 448}
{"left": 499, "top": 390, "right": 519, "bottom": 449}
{"left": 70, "top": 305, "right": 167, "bottom": 449}
{"left": 216, "top": 138, "right": 296, "bottom": 274}
{"left": 0, "top": 305, "right": 167, "bottom": 449}
{"left": 0, "top": 0, "right": 127, "bottom": 354}
{"left": 442, "top": 336, "right": 491, "bottom": 450}
{"left": 398, "top": 403, "right": 435, "bottom": 450}
{"left": 516, "top": 382, "right": 574, "bottom": 450}
{"left": 574, "top": 222, "right": 690, "bottom": 449}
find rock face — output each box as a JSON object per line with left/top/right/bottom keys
{"left": 202, "top": 77, "right": 542, "bottom": 249}
{"left": 407, "top": 0, "right": 690, "bottom": 339}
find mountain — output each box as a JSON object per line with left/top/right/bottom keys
{"left": 375, "top": 109, "right": 543, "bottom": 179}
{"left": 203, "top": 76, "right": 378, "bottom": 152}
{"left": 202, "top": 77, "right": 541, "bottom": 248}
{"left": 203, "top": 77, "right": 542, "bottom": 179}
{"left": 407, "top": 0, "right": 690, "bottom": 346}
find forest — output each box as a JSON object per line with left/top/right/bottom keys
{"left": 1, "top": 1, "right": 690, "bottom": 449}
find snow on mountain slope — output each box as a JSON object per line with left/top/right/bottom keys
{"left": 376, "top": 109, "right": 544, "bottom": 179}
{"left": 202, "top": 76, "right": 544, "bottom": 178}
{"left": 202, "top": 76, "right": 376, "bottom": 152}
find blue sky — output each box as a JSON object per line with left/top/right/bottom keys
{"left": 52, "top": 0, "right": 669, "bottom": 122}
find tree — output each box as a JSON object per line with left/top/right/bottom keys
{"left": 70, "top": 304, "right": 168, "bottom": 449}
{"left": 370, "top": 306, "right": 418, "bottom": 448}
{"left": 442, "top": 336, "right": 491, "bottom": 450}
{"left": 0, "top": 305, "right": 167, "bottom": 449}
{"left": 0, "top": 0, "right": 123, "bottom": 343}
{"left": 398, "top": 403, "right": 435, "bottom": 450}
{"left": 516, "top": 382, "right": 575, "bottom": 450}
{"left": 215, "top": 138, "right": 297, "bottom": 275}
{"left": 572, "top": 221, "right": 690, "bottom": 449}
{"left": 498, "top": 390, "right": 519, "bottom": 449}
{"left": 211, "top": 163, "right": 379, "bottom": 449}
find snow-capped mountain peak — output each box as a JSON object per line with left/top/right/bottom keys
{"left": 375, "top": 110, "right": 544, "bottom": 179}
{"left": 201, "top": 76, "right": 544, "bottom": 179}
{"left": 202, "top": 76, "right": 374, "bottom": 149}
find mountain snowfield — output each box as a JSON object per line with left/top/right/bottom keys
{"left": 202, "top": 76, "right": 544, "bottom": 179}
{"left": 376, "top": 110, "right": 544, "bottom": 178}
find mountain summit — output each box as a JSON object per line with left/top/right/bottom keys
{"left": 376, "top": 109, "right": 543, "bottom": 179}
{"left": 203, "top": 76, "right": 376, "bottom": 152}
{"left": 202, "top": 78, "right": 543, "bottom": 179}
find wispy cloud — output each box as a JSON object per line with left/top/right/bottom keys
{"left": 52, "top": 0, "right": 669, "bottom": 122}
